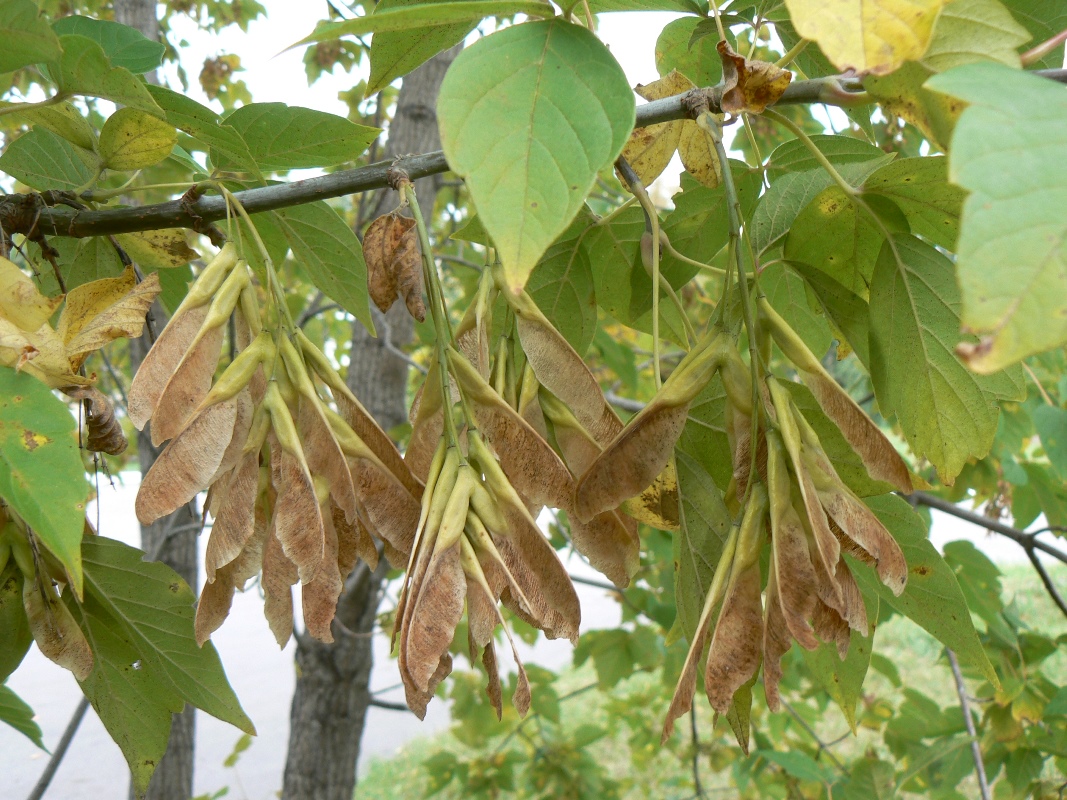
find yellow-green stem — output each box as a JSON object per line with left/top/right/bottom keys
{"left": 775, "top": 38, "right": 810, "bottom": 68}
{"left": 0, "top": 94, "right": 66, "bottom": 119}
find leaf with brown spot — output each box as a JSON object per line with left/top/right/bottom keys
{"left": 136, "top": 399, "right": 238, "bottom": 525}
{"left": 23, "top": 578, "right": 93, "bottom": 680}
{"left": 717, "top": 40, "right": 792, "bottom": 115}
{"left": 61, "top": 385, "right": 127, "bottom": 455}
{"left": 269, "top": 435, "right": 325, "bottom": 584}
{"left": 301, "top": 499, "right": 343, "bottom": 643}
{"left": 760, "top": 299, "right": 912, "bottom": 493}
{"left": 622, "top": 459, "right": 680, "bottom": 530}
{"left": 128, "top": 304, "right": 209, "bottom": 430}
{"left": 115, "top": 229, "right": 199, "bottom": 269}
{"left": 362, "top": 212, "right": 425, "bottom": 322}
{"left": 195, "top": 561, "right": 237, "bottom": 646}
{"left": 262, "top": 525, "right": 298, "bottom": 647}
{"left": 59, "top": 269, "right": 161, "bottom": 372}
{"left": 705, "top": 564, "right": 763, "bottom": 714}
{"left": 0, "top": 256, "right": 63, "bottom": 332}
{"left": 149, "top": 322, "right": 224, "bottom": 446}
{"left": 204, "top": 451, "right": 260, "bottom": 582}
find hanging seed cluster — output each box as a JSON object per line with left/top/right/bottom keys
{"left": 131, "top": 243, "right": 423, "bottom": 649}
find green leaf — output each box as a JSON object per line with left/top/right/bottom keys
{"left": 0, "top": 683, "right": 45, "bottom": 750}
{"left": 220, "top": 103, "right": 379, "bottom": 171}
{"left": 678, "top": 374, "right": 731, "bottom": 490}
{"left": 751, "top": 156, "right": 893, "bottom": 255}
{"left": 450, "top": 214, "right": 491, "bottom": 246}
{"left": 0, "top": 368, "right": 88, "bottom": 597}
{"left": 762, "top": 261, "right": 832, "bottom": 358}
{"left": 801, "top": 589, "right": 878, "bottom": 732}
{"left": 295, "top": 1, "right": 549, "bottom": 45}
{"left": 868, "top": 234, "right": 1001, "bottom": 481}
{"left": 851, "top": 495, "right": 996, "bottom": 685}
{"left": 0, "top": 561, "right": 31, "bottom": 682}
{"left": 52, "top": 35, "right": 162, "bottom": 115}
{"left": 926, "top": 63, "right": 1067, "bottom": 373}
{"left": 52, "top": 15, "right": 165, "bottom": 74}
{"left": 768, "top": 135, "right": 892, "bottom": 175}
{"left": 0, "top": 127, "right": 98, "bottom": 191}
{"left": 366, "top": 0, "right": 477, "bottom": 96}
{"left": 0, "top": 0, "right": 62, "bottom": 73}
{"left": 920, "top": 0, "right": 1030, "bottom": 71}
{"left": 98, "top": 107, "right": 177, "bottom": 171}
{"left": 832, "top": 756, "right": 897, "bottom": 799}
{"left": 1013, "top": 462, "right": 1067, "bottom": 529}
{"left": 1003, "top": 0, "right": 1067, "bottom": 69}
{"left": 0, "top": 100, "right": 96, "bottom": 151}
{"left": 654, "top": 17, "right": 725, "bottom": 87}
{"left": 588, "top": 0, "right": 704, "bottom": 10}
{"left": 862, "top": 156, "right": 964, "bottom": 249}
{"left": 438, "top": 20, "right": 634, "bottom": 292}
{"left": 144, "top": 85, "right": 261, "bottom": 179}
{"left": 665, "top": 162, "right": 763, "bottom": 264}
{"left": 32, "top": 236, "right": 125, "bottom": 295}
{"left": 526, "top": 220, "right": 598, "bottom": 355}
{"left": 760, "top": 749, "right": 837, "bottom": 784}
{"left": 273, "top": 203, "right": 375, "bottom": 333}
{"left": 787, "top": 260, "right": 872, "bottom": 365}
{"left": 1033, "top": 404, "right": 1067, "bottom": 479}
{"left": 942, "top": 540, "right": 1015, "bottom": 645}
{"left": 69, "top": 535, "right": 254, "bottom": 796}
{"left": 156, "top": 264, "right": 193, "bottom": 316}
{"left": 671, "top": 449, "right": 731, "bottom": 642}
{"left": 583, "top": 205, "right": 689, "bottom": 344}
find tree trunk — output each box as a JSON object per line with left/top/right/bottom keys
{"left": 281, "top": 45, "right": 460, "bottom": 800}
{"left": 114, "top": 4, "right": 197, "bottom": 799}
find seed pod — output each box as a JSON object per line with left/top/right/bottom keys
{"left": 23, "top": 574, "right": 93, "bottom": 680}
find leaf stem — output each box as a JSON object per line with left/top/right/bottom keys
{"left": 775, "top": 38, "right": 810, "bottom": 68}
{"left": 707, "top": 0, "right": 728, "bottom": 45}
{"left": 763, "top": 108, "right": 856, "bottom": 197}
{"left": 1021, "top": 27, "right": 1067, "bottom": 67}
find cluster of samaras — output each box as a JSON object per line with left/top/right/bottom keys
{"left": 132, "top": 235, "right": 914, "bottom": 727}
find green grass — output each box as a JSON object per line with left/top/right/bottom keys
{"left": 356, "top": 561, "right": 1067, "bottom": 798}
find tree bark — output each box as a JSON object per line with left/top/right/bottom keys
{"left": 281, "top": 45, "right": 460, "bottom": 800}
{"left": 115, "top": 3, "right": 197, "bottom": 799}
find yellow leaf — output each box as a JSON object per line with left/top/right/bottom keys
{"left": 785, "top": 0, "right": 948, "bottom": 75}
{"left": 617, "top": 71, "right": 694, "bottom": 187}
{"left": 0, "top": 318, "right": 81, "bottom": 387}
{"left": 58, "top": 268, "right": 161, "bottom": 371}
{"left": 98, "top": 107, "right": 177, "bottom": 171}
{"left": 677, "top": 118, "right": 724, "bottom": 189}
{"left": 115, "top": 230, "right": 200, "bottom": 269}
{"left": 0, "top": 257, "right": 62, "bottom": 332}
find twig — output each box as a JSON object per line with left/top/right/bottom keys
{"left": 691, "top": 704, "right": 706, "bottom": 798}
{"left": 780, "top": 699, "right": 846, "bottom": 773}
{"left": 368, "top": 698, "right": 412, "bottom": 713}
{"left": 947, "top": 649, "right": 991, "bottom": 800}
{"left": 26, "top": 697, "right": 90, "bottom": 800}
{"left": 604, "top": 392, "right": 646, "bottom": 414}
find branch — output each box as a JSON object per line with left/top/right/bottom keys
{"left": 947, "top": 649, "right": 991, "bottom": 800}
{"left": 10, "top": 69, "right": 1063, "bottom": 242}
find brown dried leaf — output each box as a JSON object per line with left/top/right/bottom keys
{"left": 128, "top": 304, "right": 209, "bottom": 430}
{"left": 302, "top": 499, "right": 343, "bottom": 643}
{"left": 767, "top": 432, "right": 819, "bottom": 649}
{"left": 513, "top": 293, "right": 622, "bottom": 448}
{"left": 717, "top": 40, "right": 793, "bottom": 115}
{"left": 450, "top": 352, "right": 571, "bottom": 509}
{"left": 62, "top": 385, "right": 127, "bottom": 455}
{"left": 334, "top": 502, "right": 378, "bottom": 573}
{"left": 59, "top": 268, "right": 161, "bottom": 371}
{"left": 136, "top": 398, "right": 238, "bottom": 525}
{"left": 762, "top": 564, "right": 792, "bottom": 712}
{"left": 761, "top": 299, "right": 912, "bottom": 492}
{"left": 575, "top": 400, "right": 690, "bottom": 523}
{"left": 270, "top": 437, "right": 325, "bottom": 583}
{"left": 812, "top": 600, "right": 851, "bottom": 660}
{"left": 406, "top": 543, "right": 465, "bottom": 692}
{"left": 231, "top": 490, "right": 271, "bottom": 587}
{"left": 195, "top": 561, "right": 237, "bottom": 646}
{"left": 350, "top": 455, "right": 421, "bottom": 563}
{"left": 569, "top": 510, "right": 640, "bottom": 588}
{"left": 483, "top": 640, "right": 503, "bottom": 720}
{"left": 262, "top": 525, "right": 298, "bottom": 647}
{"left": 298, "top": 394, "right": 359, "bottom": 525}
{"left": 206, "top": 390, "right": 255, "bottom": 487}
{"left": 204, "top": 451, "right": 261, "bottom": 582}
{"left": 150, "top": 322, "right": 224, "bottom": 446}
{"left": 363, "top": 212, "right": 425, "bottom": 322}
{"left": 23, "top": 578, "right": 93, "bottom": 680}
{"left": 705, "top": 563, "right": 763, "bottom": 715}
